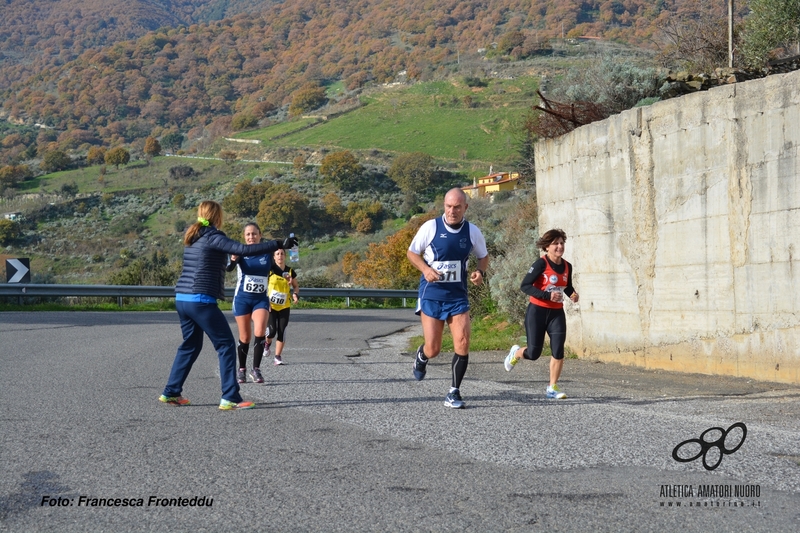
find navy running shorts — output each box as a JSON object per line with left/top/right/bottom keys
{"left": 416, "top": 298, "right": 470, "bottom": 320}
{"left": 232, "top": 296, "right": 269, "bottom": 317}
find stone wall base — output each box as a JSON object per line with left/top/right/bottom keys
{"left": 579, "top": 327, "right": 800, "bottom": 384}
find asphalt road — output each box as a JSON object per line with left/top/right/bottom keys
{"left": 1, "top": 310, "right": 799, "bottom": 532}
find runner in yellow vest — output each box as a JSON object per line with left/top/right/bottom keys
{"left": 266, "top": 248, "right": 299, "bottom": 365}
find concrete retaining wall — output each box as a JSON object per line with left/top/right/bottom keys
{"left": 535, "top": 69, "right": 800, "bottom": 384}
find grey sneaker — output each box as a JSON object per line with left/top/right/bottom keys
{"left": 444, "top": 389, "right": 465, "bottom": 409}
{"left": 250, "top": 368, "right": 264, "bottom": 383}
{"left": 236, "top": 368, "right": 246, "bottom": 383}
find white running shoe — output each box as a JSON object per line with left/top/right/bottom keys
{"left": 444, "top": 389, "right": 465, "bottom": 409}
{"left": 504, "top": 345, "right": 520, "bottom": 371}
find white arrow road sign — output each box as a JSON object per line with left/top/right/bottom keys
{"left": 7, "top": 258, "right": 30, "bottom": 283}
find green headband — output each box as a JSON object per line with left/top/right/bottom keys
{"left": 197, "top": 217, "right": 210, "bottom": 226}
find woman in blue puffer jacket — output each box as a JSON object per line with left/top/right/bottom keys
{"left": 159, "top": 200, "right": 298, "bottom": 411}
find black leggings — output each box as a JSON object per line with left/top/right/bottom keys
{"left": 523, "top": 303, "right": 567, "bottom": 361}
{"left": 267, "top": 308, "right": 291, "bottom": 343}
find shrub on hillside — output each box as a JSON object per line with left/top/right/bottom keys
{"left": 343, "top": 213, "right": 434, "bottom": 289}
{"left": 87, "top": 146, "right": 107, "bottom": 165}
{"left": 143, "top": 136, "right": 162, "bottom": 162}
{"left": 169, "top": 165, "right": 196, "bottom": 180}
{"left": 740, "top": 0, "right": 800, "bottom": 68}
{"left": 468, "top": 269, "right": 495, "bottom": 318}
{"left": 252, "top": 101, "right": 276, "bottom": 119}
{"left": 60, "top": 181, "right": 79, "bottom": 197}
{"left": 161, "top": 132, "right": 185, "bottom": 152}
{"left": 105, "top": 147, "right": 131, "bottom": 169}
{"left": 319, "top": 151, "right": 365, "bottom": 191}
{"left": 288, "top": 83, "right": 328, "bottom": 117}
{"left": 0, "top": 219, "right": 21, "bottom": 245}
{"left": 488, "top": 194, "right": 540, "bottom": 324}
{"left": 256, "top": 185, "right": 312, "bottom": 237}
{"left": 493, "top": 191, "right": 513, "bottom": 202}
{"left": 108, "top": 251, "right": 179, "bottom": 286}
{"left": 108, "top": 213, "right": 145, "bottom": 237}
{"left": 231, "top": 113, "right": 258, "bottom": 130}
{"left": 654, "top": 2, "right": 732, "bottom": 73}
{"left": 346, "top": 71, "right": 371, "bottom": 90}
{"left": 297, "top": 273, "right": 338, "bottom": 302}
{"left": 0, "top": 164, "right": 32, "bottom": 188}
{"left": 222, "top": 180, "right": 273, "bottom": 218}
{"left": 40, "top": 150, "right": 72, "bottom": 173}
{"left": 345, "top": 200, "right": 384, "bottom": 234}
{"left": 173, "top": 218, "right": 187, "bottom": 233}
{"left": 496, "top": 31, "right": 525, "bottom": 55}
{"left": 301, "top": 273, "right": 337, "bottom": 288}
{"left": 557, "top": 56, "right": 663, "bottom": 115}
{"left": 463, "top": 76, "right": 488, "bottom": 88}
{"left": 388, "top": 152, "right": 435, "bottom": 195}
{"left": 172, "top": 193, "right": 186, "bottom": 207}
{"left": 219, "top": 150, "right": 238, "bottom": 164}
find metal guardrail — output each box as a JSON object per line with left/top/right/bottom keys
{"left": 0, "top": 284, "right": 419, "bottom": 307}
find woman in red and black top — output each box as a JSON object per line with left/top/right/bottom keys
{"left": 503, "top": 228, "right": 579, "bottom": 399}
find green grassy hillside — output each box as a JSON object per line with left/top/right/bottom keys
{"left": 233, "top": 77, "right": 539, "bottom": 173}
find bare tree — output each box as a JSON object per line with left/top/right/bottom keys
{"left": 219, "top": 150, "right": 238, "bottom": 165}
{"left": 654, "top": 0, "right": 731, "bottom": 72}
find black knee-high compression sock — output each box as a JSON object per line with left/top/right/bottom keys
{"left": 252, "top": 336, "right": 266, "bottom": 368}
{"left": 451, "top": 353, "right": 469, "bottom": 390}
{"left": 237, "top": 340, "right": 249, "bottom": 369}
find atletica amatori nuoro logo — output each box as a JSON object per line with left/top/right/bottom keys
{"left": 672, "top": 422, "right": 747, "bottom": 471}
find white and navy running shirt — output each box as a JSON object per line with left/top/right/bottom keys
{"left": 408, "top": 215, "right": 488, "bottom": 302}
{"left": 232, "top": 254, "right": 274, "bottom": 301}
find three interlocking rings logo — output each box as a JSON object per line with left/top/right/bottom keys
{"left": 672, "top": 422, "right": 747, "bottom": 471}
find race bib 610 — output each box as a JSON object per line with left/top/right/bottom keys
{"left": 269, "top": 289, "right": 288, "bottom": 305}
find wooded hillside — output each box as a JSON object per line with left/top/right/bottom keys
{"left": 0, "top": 0, "right": 738, "bottom": 163}
{"left": 0, "top": 0, "right": 276, "bottom": 87}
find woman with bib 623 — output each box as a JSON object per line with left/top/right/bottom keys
{"left": 227, "top": 222, "right": 281, "bottom": 384}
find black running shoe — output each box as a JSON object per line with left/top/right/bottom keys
{"left": 412, "top": 345, "right": 427, "bottom": 380}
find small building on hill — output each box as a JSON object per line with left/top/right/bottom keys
{"left": 462, "top": 172, "right": 520, "bottom": 199}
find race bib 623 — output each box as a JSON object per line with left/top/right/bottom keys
{"left": 243, "top": 275, "right": 266, "bottom": 293}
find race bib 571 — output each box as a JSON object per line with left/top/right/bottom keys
{"left": 433, "top": 261, "right": 461, "bottom": 283}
